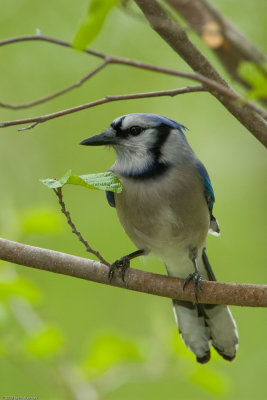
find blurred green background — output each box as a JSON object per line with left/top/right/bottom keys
{"left": 0, "top": 0, "right": 266, "bottom": 399}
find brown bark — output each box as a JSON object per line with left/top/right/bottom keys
{"left": 0, "top": 238, "right": 266, "bottom": 308}
{"left": 134, "top": 0, "right": 267, "bottom": 147}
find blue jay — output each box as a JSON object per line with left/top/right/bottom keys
{"left": 80, "top": 113, "right": 238, "bottom": 363}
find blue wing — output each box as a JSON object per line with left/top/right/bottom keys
{"left": 195, "top": 161, "right": 215, "bottom": 213}
{"left": 106, "top": 191, "right": 116, "bottom": 207}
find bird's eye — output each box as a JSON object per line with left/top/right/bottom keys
{"left": 129, "top": 126, "right": 142, "bottom": 136}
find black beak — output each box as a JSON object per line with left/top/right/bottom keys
{"left": 80, "top": 127, "right": 117, "bottom": 146}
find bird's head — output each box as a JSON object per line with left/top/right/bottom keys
{"left": 80, "top": 113, "right": 192, "bottom": 178}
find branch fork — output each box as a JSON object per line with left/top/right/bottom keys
{"left": 0, "top": 33, "right": 266, "bottom": 145}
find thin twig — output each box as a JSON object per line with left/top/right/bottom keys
{"left": 0, "top": 86, "right": 207, "bottom": 130}
{"left": 0, "top": 35, "right": 266, "bottom": 130}
{"left": 0, "top": 34, "right": 106, "bottom": 59}
{"left": 53, "top": 187, "right": 110, "bottom": 266}
{"left": 1, "top": 85, "right": 266, "bottom": 132}
{"left": 106, "top": 85, "right": 206, "bottom": 99}
{"left": 0, "top": 237, "right": 266, "bottom": 307}
{"left": 0, "top": 61, "right": 109, "bottom": 109}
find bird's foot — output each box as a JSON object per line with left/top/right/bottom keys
{"left": 183, "top": 271, "right": 202, "bottom": 302}
{"left": 108, "top": 255, "right": 130, "bottom": 282}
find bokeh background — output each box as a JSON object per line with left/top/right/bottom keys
{"left": 0, "top": 0, "right": 266, "bottom": 399}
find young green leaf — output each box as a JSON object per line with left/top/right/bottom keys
{"left": 238, "top": 62, "right": 267, "bottom": 99}
{"left": 40, "top": 170, "right": 122, "bottom": 193}
{"left": 73, "top": 0, "right": 120, "bottom": 50}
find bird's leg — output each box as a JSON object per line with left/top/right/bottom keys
{"left": 108, "top": 249, "right": 148, "bottom": 282}
{"left": 183, "top": 247, "right": 202, "bottom": 302}
{"left": 202, "top": 248, "right": 216, "bottom": 281}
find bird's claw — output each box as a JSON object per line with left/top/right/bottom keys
{"left": 183, "top": 271, "right": 202, "bottom": 302}
{"left": 108, "top": 256, "right": 130, "bottom": 282}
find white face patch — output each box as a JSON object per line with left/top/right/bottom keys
{"left": 110, "top": 114, "right": 192, "bottom": 177}
{"left": 113, "top": 129, "right": 156, "bottom": 176}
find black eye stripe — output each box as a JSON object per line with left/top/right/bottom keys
{"left": 111, "top": 123, "right": 143, "bottom": 138}
{"left": 111, "top": 121, "right": 170, "bottom": 142}
{"left": 111, "top": 116, "right": 125, "bottom": 134}
{"left": 129, "top": 126, "right": 142, "bottom": 136}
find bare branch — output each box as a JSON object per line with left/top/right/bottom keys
{"left": 0, "top": 61, "right": 109, "bottom": 109}
{"left": 0, "top": 86, "right": 208, "bottom": 130}
{"left": 0, "top": 33, "right": 266, "bottom": 145}
{"left": 0, "top": 237, "right": 266, "bottom": 307}
{"left": 134, "top": 0, "right": 267, "bottom": 146}
{"left": 106, "top": 85, "right": 206, "bottom": 98}
{"left": 53, "top": 188, "right": 109, "bottom": 266}
{"left": 0, "top": 82, "right": 266, "bottom": 132}
{"left": 0, "top": 34, "right": 106, "bottom": 59}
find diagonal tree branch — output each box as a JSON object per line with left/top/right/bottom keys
{"left": 165, "top": 0, "right": 267, "bottom": 89}
{"left": 0, "top": 34, "right": 260, "bottom": 113}
{"left": 0, "top": 237, "right": 266, "bottom": 307}
{"left": 134, "top": 0, "right": 267, "bottom": 146}
{"left": 0, "top": 34, "right": 106, "bottom": 59}
{"left": 0, "top": 86, "right": 209, "bottom": 131}
{"left": 0, "top": 34, "right": 267, "bottom": 145}
{"left": 0, "top": 82, "right": 266, "bottom": 132}
{"left": 0, "top": 61, "right": 109, "bottom": 109}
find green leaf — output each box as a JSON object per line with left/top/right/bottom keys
{"left": 40, "top": 170, "right": 122, "bottom": 193}
{"left": 83, "top": 333, "right": 143, "bottom": 378}
{"left": 73, "top": 0, "right": 120, "bottom": 50}
{"left": 238, "top": 62, "right": 267, "bottom": 99}
{"left": 40, "top": 169, "right": 72, "bottom": 189}
{"left": 40, "top": 178, "right": 62, "bottom": 189}
{"left": 25, "top": 327, "right": 64, "bottom": 358}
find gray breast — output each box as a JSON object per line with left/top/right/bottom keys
{"left": 113, "top": 166, "right": 210, "bottom": 252}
